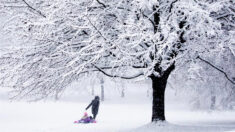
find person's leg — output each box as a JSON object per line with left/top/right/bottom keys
{"left": 93, "top": 113, "right": 97, "bottom": 119}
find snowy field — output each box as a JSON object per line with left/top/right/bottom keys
{"left": 0, "top": 81, "right": 235, "bottom": 132}
{"left": 1, "top": 100, "right": 235, "bottom": 132}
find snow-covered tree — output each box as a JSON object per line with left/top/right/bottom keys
{"left": 168, "top": 0, "right": 235, "bottom": 110}
{"left": 0, "top": 0, "right": 234, "bottom": 122}
{"left": 171, "top": 46, "right": 235, "bottom": 110}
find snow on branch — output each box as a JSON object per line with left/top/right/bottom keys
{"left": 21, "top": 0, "right": 46, "bottom": 18}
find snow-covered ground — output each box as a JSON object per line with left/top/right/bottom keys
{"left": 0, "top": 98, "right": 235, "bottom": 132}
{"left": 0, "top": 81, "right": 235, "bottom": 132}
{"left": 0, "top": 101, "right": 235, "bottom": 132}
{"left": 0, "top": 77, "right": 234, "bottom": 132}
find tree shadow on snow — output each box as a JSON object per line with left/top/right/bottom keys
{"left": 123, "top": 121, "right": 235, "bottom": 132}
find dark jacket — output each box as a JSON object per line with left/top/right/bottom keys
{"left": 86, "top": 96, "right": 100, "bottom": 115}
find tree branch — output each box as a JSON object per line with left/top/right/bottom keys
{"left": 96, "top": 65, "right": 146, "bottom": 69}
{"left": 163, "top": 61, "right": 175, "bottom": 78}
{"left": 96, "top": 0, "right": 106, "bottom": 8}
{"left": 92, "top": 64, "right": 144, "bottom": 79}
{"left": 86, "top": 15, "right": 107, "bottom": 41}
{"left": 142, "top": 12, "right": 155, "bottom": 29}
{"left": 22, "top": 0, "right": 46, "bottom": 18}
{"left": 169, "top": 0, "right": 179, "bottom": 13}
{"left": 197, "top": 56, "right": 235, "bottom": 85}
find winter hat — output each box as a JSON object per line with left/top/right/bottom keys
{"left": 95, "top": 96, "right": 100, "bottom": 100}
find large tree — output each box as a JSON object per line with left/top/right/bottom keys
{"left": 0, "top": 0, "right": 234, "bottom": 122}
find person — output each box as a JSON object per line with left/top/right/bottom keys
{"left": 81, "top": 112, "right": 89, "bottom": 120}
{"left": 86, "top": 96, "right": 100, "bottom": 119}
{"left": 74, "top": 112, "right": 96, "bottom": 123}
{"left": 79, "top": 112, "right": 91, "bottom": 123}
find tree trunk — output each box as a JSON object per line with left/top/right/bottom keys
{"left": 121, "top": 88, "right": 125, "bottom": 98}
{"left": 91, "top": 83, "right": 95, "bottom": 96}
{"left": 210, "top": 96, "right": 216, "bottom": 110}
{"left": 151, "top": 76, "right": 167, "bottom": 122}
{"left": 150, "top": 63, "right": 175, "bottom": 122}
{"left": 121, "top": 82, "right": 125, "bottom": 98}
{"left": 210, "top": 88, "right": 216, "bottom": 110}
{"left": 100, "top": 78, "right": 104, "bottom": 101}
